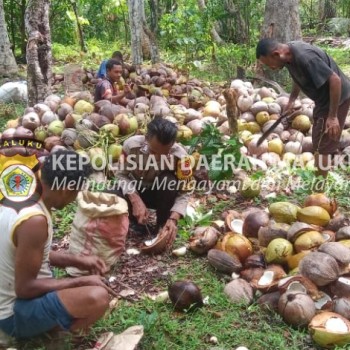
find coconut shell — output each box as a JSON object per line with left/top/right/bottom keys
{"left": 168, "top": 280, "right": 203, "bottom": 312}
{"left": 318, "top": 242, "right": 350, "bottom": 265}
{"left": 299, "top": 252, "right": 340, "bottom": 287}
{"left": 207, "top": 249, "right": 242, "bottom": 274}
{"left": 258, "top": 222, "right": 290, "bottom": 247}
{"left": 297, "top": 206, "right": 331, "bottom": 227}
{"left": 250, "top": 264, "right": 286, "bottom": 293}
{"left": 330, "top": 277, "right": 350, "bottom": 298}
{"left": 287, "top": 222, "right": 317, "bottom": 242}
{"left": 240, "top": 267, "right": 265, "bottom": 282}
{"left": 278, "top": 275, "right": 321, "bottom": 300}
{"left": 257, "top": 291, "right": 281, "bottom": 311}
{"left": 278, "top": 291, "right": 316, "bottom": 327}
{"left": 189, "top": 227, "right": 219, "bottom": 255}
{"left": 141, "top": 226, "right": 175, "bottom": 255}
{"left": 336, "top": 226, "right": 350, "bottom": 240}
{"left": 304, "top": 193, "right": 337, "bottom": 217}
{"left": 242, "top": 209, "right": 269, "bottom": 238}
{"left": 333, "top": 297, "right": 350, "bottom": 320}
{"left": 224, "top": 278, "right": 254, "bottom": 305}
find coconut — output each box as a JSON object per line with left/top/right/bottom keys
{"left": 331, "top": 277, "right": 350, "bottom": 298}
{"left": 13, "top": 126, "right": 33, "bottom": 139}
{"left": 287, "top": 222, "right": 316, "bottom": 242}
{"left": 57, "top": 103, "right": 73, "bottom": 120}
{"left": 286, "top": 251, "right": 311, "bottom": 270}
{"left": 292, "top": 115, "right": 311, "bottom": 132}
{"left": 237, "top": 94, "right": 254, "bottom": 112}
{"left": 217, "top": 233, "right": 253, "bottom": 263}
{"left": 309, "top": 312, "right": 350, "bottom": 348}
{"left": 285, "top": 141, "right": 302, "bottom": 154}
{"left": 265, "top": 238, "right": 294, "bottom": 264}
{"left": 74, "top": 100, "right": 94, "bottom": 115}
{"left": 176, "top": 125, "right": 193, "bottom": 141}
{"left": 257, "top": 291, "right": 280, "bottom": 311}
{"left": 34, "top": 126, "right": 49, "bottom": 142}
{"left": 224, "top": 278, "right": 254, "bottom": 305}
{"left": 243, "top": 253, "right": 266, "bottom": 269}
{"left": 262, "top": 120, "right": 284, "bottom": 135}
{"left": 207, "top": 249, "right": 242, "bottom": 274}
{"left": 240, "top": 112, "right": 255, "bottom": 122}
{"left": 258, "top": 222, "right": 290, "bottom": 247}
{"left": 319, "top": 242, "right": 350, "bottom": 265}
{"left": 44, "top": 136, "right": 64, "bottom": 152}
{"left": 278, "top": 291, "right": 316, "bottom": 326}
{"left": 304, "top": 193, "right": 337, "bottom": 217}
{"left": 336, "top": 226, "right": 350, "bottom": 240}
{"left": 278, "top": 275, "right": 321, "bottom": 300}
{"left": 34, "top": 103, "right": 51, "bottom": 117}
{"left": 297, "top": 206, "right": 330, "bottom": 226}
{"left": 240, "top": 267, "right": 265, "bottom": 282}
{"left": 333, "top": 298, "right": 350, "bottom": 319}
{"left": 189, "top": 226, "right": 219, "bottom": 255}
{"left": 107, "top": 143, "right": 123, "bottom": 162}
{"left": 61, "top": 128, "right": 78, "bottom": 146}
{"left": 100, "top": 123, "right": 120, "bottom": 138}
{"left": 251, "top": 265, "right": 287, "bottom": 293}
{"left": 299, "top": 252, "right": 339, "bottom": 286}
{"left": 226, "top": 218, "right": 244, "bottom": 235}
{"left": 186, "top": 119, "right": 203, "bottom": 136}
{"left": 242, "top": 209, "right": 269, "bottom": 238}
{"left": 294, "top": 231, "right": 325, "bottom": 253}
{"left": 21, "top": 112, "right": 41, "bottom": 131}
{"left": 202, "top": 100, "right": 221, "bottom": 117}
{"left": 302, "top": 136, "right": 313, "bottom": 152}
{"left": 44, "top": 94, "right": 61, "bottom": 105}
{"left": 41, "top": 110, "right": 59, "bottom": 126}
{"left": 48, "top": 120, "right": 65, "bottom": 136}
{"left": 255, "top": 111, "right": 270, "bottom": 125}
{"left": 247, "top": 136, "right": 268, "bottom": 157}
{"left": 240, "top": 177, "right": 261, "bottom": 199}
{"left": 268, "top": 138, "right": 284, "bottom": 155}
{"left": 1, "top": 128, "right": 16, "bottom": 139}
{"left": 260, "top": 152, "right": 280, "bottom": 166}
{"left": 168, "top": 280, "right": 203, "bottom": 312}
{"left": 250, "top": 101, "right": 268, "bottom": 115}
{"left": 269, "top": 202, "right": 299, "bottom": 224}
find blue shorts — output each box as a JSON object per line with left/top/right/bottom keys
{"left": 0, "top": 291, "right": 73, "bottom": 339}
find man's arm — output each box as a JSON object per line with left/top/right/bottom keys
{"left": 49, "top": 251, "right": 107, "bottom": 275}
{"left": 14, "top": 216, "right": 109, "bottom": 299}
{"left": 286, "top": 82, "right": 301, "bottom": 111}
{"left": 328, "top": 72, "right": 341, "bottom": 119}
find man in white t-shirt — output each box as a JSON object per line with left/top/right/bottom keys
{"left": 0, "top": 150, "right": 116, "bottom": 339}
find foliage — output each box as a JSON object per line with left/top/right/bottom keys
{"left": 183, "top": 123, "right": 250, "bottom": 181}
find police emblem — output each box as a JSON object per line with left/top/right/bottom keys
{"left": 0, "top": 154, "right": 41, "bottom": 211}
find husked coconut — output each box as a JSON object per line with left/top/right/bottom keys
{"left": 278, "top": 291, "right": 316, "bottom": 326}
{"left": 333, "top": 298, "right": 350, "bottom": 319}
{"left": 318, "top": 242, "right": 350, "bottom": 265}
{"left": 224, "top": 279, "right": 254, "bottom": 304}
{"left": 299, "top": 252, "right": 339, "bottom": 286}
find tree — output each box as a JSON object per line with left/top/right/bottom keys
{"left": 260, "top": 0, "right": 301, "bottom": 85}
{"left": 261, "top": 0, "right": 301, "bottom": 42}
{"left": 25, "top": 0, "right": 52, "bottom": 105}
{"left": 0, "top": 0, "right": 18, "bottom": 77}
{"left": 128, "top": 0, "right": 144, "bottom": 65}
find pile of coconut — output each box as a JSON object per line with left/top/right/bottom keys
{"left": 180, "top": 193, "right": 350, "bottom": 348}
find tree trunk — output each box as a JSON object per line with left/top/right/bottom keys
{"left": 197, "top": 0, "right": 225, "bottom": 45}
{"left": 319, "top": 0, "right": 337, "bottom": 21}
{"left": 261, "top": 0, "right": 301, "bottom": 42}
{"left": 20, "top": 0, "right": 27, "bottom": 57}
{"left": 148, "top": 0, "right": 158, "bottom": 33}
{"left": 25, "top": 0, "right": 52, "bottom": 106}
{"left": 71, "top": 0, "right": 87, "bottom": 53}
{"left": 128, "top": 0, "right": 143, "bottom": 65}
{"left": 260, "top": 0, "right": 301, "bottom": 86}
{"left": 143, "top": 21, "right": 160, "bottom": 63}
{"left": 0, "top": 0, "right": 18, "bottom": 77}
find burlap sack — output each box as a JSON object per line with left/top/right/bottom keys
{"left": 66, "top": 191, "right": 129, "bottom": 276}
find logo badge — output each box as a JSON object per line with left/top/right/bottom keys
{"left": 0, "top": 154, "right": 41, "bottom": 212}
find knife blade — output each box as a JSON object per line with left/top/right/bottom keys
{"left": 257, "top": 107, "right": 302, "bottom": 146}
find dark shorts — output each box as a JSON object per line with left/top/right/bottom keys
{"left": 0, "top": 291, "right": 73, "bottom": 339}
{"left": 312, "top": 98, "right": 350, "bottom": 154}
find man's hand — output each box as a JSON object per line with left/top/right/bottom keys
{"left": 163, "top": 219, "right": 178, "bottom": 250}
{"left": 77, "top": 275, "right": 118, "bottom": 297}
{"left": 74, "top": 255, "right": 108, "bottom": 275}
{"left": 326, "top": 116, "right": 341, "bottom": 140}
{"left": 128, "top": 193, "right": 149, "bottom": 224}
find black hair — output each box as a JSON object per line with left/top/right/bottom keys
{"left": 146, "top": 118, "right": 177, "bottom": 145}
{"left": 106, "top": 59, "right": 123, "bottom": 71}
{"left": 41, "top": 150, "right": 92, "bottom": 190}
{"left": 256, "top": 38, "right": 279, "bottom": 59}
{"left": 112, "top": 51, "right": 123, "bottom": 61}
